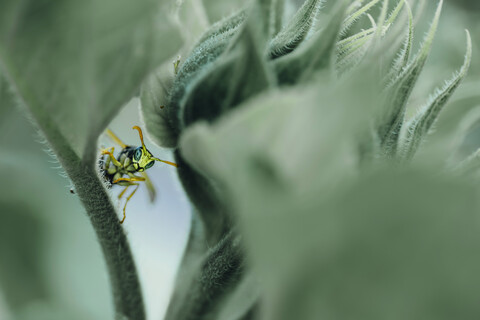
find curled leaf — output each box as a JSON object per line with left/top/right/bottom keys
{"left": 378, "top": 0, "right": 443, "bottom": 156}
{"left": 181, "top": 6, "right": 274, "bottom": 129}
{"left": 140, "top": 65, "right": 177, "bottom": 148}
{"left": 273, "top": 1, "right": 347, "bottom": 84}
{"left": 269, "top": 0, "right": 325, "bottom": 59}
{"left": 336, "top": 0, "right": 408, "bottom": 76}
{"left": 400, "top": 30, "right": 473, "bottom": 160}
{"left": 166, "top": 12, "right": 246, "bottom": 145}
{"left": 341, "top": 0, "right": 382, "bottom": 34}
{"left": 385, "top": 0, "right": 413, "bottom": 82}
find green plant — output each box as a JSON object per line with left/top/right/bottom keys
{"left": 1, "top": 0, "right": 479, "bottom": 319}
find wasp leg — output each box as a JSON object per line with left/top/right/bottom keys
{"left": 118, "top": 185, "right": 130, "bottom": 199}
{"left": 112, "top": 177, "right": 146, "bottom": 184}
{"left": 112, "top": 177, "right": 146, "bottom": 224}
{"left": 120, "top": 183, "right": 142, "bottom": 223}
{"left": 117, "top": 186, "right": 130, "bottom": 221}
{"left": 117, "top": 183, "right": 139, "bottom": 224}
{"left": 101, "top": 147, "right": 123, "bottom": 167}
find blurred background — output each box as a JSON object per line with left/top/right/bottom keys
{"left": 0, "top": 0, "right": 479, "bottom": 319}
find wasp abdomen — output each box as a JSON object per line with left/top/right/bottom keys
{"left": 99, "top": 145, "right": 137, "bottom": 186}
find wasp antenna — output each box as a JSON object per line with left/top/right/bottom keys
{"left": 132, "top": 126, "right": 147, "bottom": 151}
{"left": 152, "top": 157, "right": 178, "bottom": 167}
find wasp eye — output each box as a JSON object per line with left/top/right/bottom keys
{"left": 145, "top": 161, "right": 154, "bottom": 169}
{"left": 134, "top": 147, "right": 142, "bottom": 161}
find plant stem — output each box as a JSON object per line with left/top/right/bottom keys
{"left": 0, "top": 55, "right": 145, "bottom": 320}
{"left": 74, "top": 165, "right": 146, "bottom": 320}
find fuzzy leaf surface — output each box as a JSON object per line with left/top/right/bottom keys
{"left": 341, "top": 0, "right": 382, "bottom": 33}
{"left": 0, "top": 0, "right": 182, "bottom": 162}
{"left": 269, "top": 0, "right": 324, "bottom": 59}
{"left": 165, "top": 231, "right": 246, "bottom": 320}
{"left": 385, "top": 0, "right": 413, "bottom": 82}
{"left": 378, "top": 0, "right": 443, "bottom": 156}
{"left": 336, "top": 0, "right": 407, "bottom": 76}
{"left": 0, "top": 1, "right": 183, "bottom": 318}
{"left": 179, "top": 70, "right": 480, "bottom": 320}
{"left": 140, "top": 64, "right": 177, "bottom": 148}
{"left": 166, "top": 13, "right": 246, "bottom": 145}
{"left": 172, "top": 1, "right": 274, "bottom": 242}
{"left": 273, "top": 1, "right": 347, "bottom": 84}
{"left": 181, "top": 21, "right": 274, "bottom": 128}
{"left": 400, "top": 30, "right": 472, "bottom": 160}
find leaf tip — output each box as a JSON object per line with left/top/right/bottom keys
{"left": 464, "top": 29, "right": 472, "bottom": 60}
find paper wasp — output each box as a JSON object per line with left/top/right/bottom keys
{"left": 99, "top": 126, "right": 177, "bottom": 224}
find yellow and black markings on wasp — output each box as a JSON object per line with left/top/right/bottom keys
{"left": 99, "top": 126, "right": 177, "bottom": 224}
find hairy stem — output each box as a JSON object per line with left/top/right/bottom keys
{"left": 0, "top": 55, "right": 145, "bottom": 320}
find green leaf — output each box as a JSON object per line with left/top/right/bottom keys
{"left": 166, "top": 213, "right": 256, "bottom": 320}
{"left": 173, "top": 150, "right": 231, "bottom": 243}
{"left": 171, "top": 1, "right": 274, "bottom": 247}
{"left": 0, "top": 71, "right": 15, "bottom": 126}
{"left": 377, "top": 0, "right": 443, "bottom": 156}
{"left": 269, "top": 0, "right": 324, "bottom": 59}
{"left": 0, "top": 141, "right": 113, "bottom": 319}
{"left": 140, "top": 63, "right": 177, "bottom": 148}
{"left": 273, "top": 1, "right": 347, "bottom": 84}
{"left": 336, "top": 23, "right": 377, "bottom": 75}
{"left": 177, "top": 80, "right": 381, "bottom": 320}
{"left": 453, "top": 148, "right": 480, "bottom": 177}
{"left": 197, "top": 10, "right": 247, "bottom": 45}
{"left": 165, "top": 230, "right": 247, "bottom": 320}
{"left": 374, "top": 0, "right": 389, "bottom": 40}
{"left": 166, "top": 12, "right": 246, "bottom": 145}
{"left": 181, "top": 5, "right": 274, "bottom": 129}
{"left": 385, "top": 0, "right": 405, "bottom": 26}
{"left": 15, "top": 306, "right": 89, "bottom": 320}
{"left": 0, "top": 205, "right": 48, "bottom": 310}
{"left": 341, "top": 0, "right": 382, "bottom": 34}
{"left": 149, "top": 18, "right": 275, "bottom": 320}
{"left": 0, "top": 1, "right": 181, "bottom": 318}
{"left": 400, "top": 30, "right": 473, "bottom": 161}
{"left": 425, "top": 106, "right": 480, "bottom": 167}
{"left": 253, "top": 170, "right": 480, "bottom": 320}
{"left": 0, "top": 0, "right": 182, "bottom": 163}
{"left": 178, "top": 63, "right": 480, "bottom": 319}
{"left": 336, "top": 27, "right": 376, "bottom": 58}
{"left": 269, "top": 0, "right": 285, "bottom": 38}
{"left": 336, "top": 0, "right": 407, "bottom": 76}
{"left": 172, "top": 0, "right": 210, "bottom": 48}
{"left": 212, "top": 271, "right": 260, "bottom": 320}
{"left": 179, "top": 71, "right": 381, "bottom": 198}
{"left": 384, "top": 0, "right": 413, "bottom": 82}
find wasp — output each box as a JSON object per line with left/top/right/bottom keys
{"left": 99, "top": 125, "right": 177, "bottom": 224}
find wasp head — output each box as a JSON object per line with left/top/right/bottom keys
{"left": 131, "top": 126, "right": 177, "bottom": 172}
